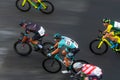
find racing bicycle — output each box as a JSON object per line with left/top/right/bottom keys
{"left": 14, "top": 32, "right": 54, "bottom": 56}
{"left": 42, "top": 48, "right": 89, "bottom": 73}
{"left": 16, "top": 0, "right": 54, "bottom": 14}
{"left": 89, "top": 30, "right": 120, "bottom": 55}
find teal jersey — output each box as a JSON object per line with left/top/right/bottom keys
{"left": 58, "top": 36, "right": 78, "bottom": 49}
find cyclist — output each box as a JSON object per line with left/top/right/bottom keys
{"left": 102, "top": 18, "right": 120, "bottom": 48}
{"left": 72, "top": 62, "right": 102, "bottom": 80}
{"left": 47, "top": 33, "right": 80, "bottom": 74}
{"left": 19, "top": 21, "right": 45, "bottom": 51}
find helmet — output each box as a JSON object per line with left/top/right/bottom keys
{"left": 53, "top": 33, "right": 61, "bottom": 39}
{"left": 19, "top": 20, "right": 27, "bottom": 26}
{"left": 102, "top": 18, "right": 111, "bottom": 23}
{"left": 73, "top": 62, "right": 83, "bottom": 69}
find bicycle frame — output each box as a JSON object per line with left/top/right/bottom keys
{"left": 54, "top": 54, "right": 74, "bottom": 66}
{"left": 22, "top": 0, "right": 47, "bottom": 9}
{"left": 97, "top": 35, "right": 120, "bottom": 51}
{"left": 97, "top": 37, "right": 112, "bottom": 49}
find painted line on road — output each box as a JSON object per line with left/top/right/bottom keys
{"left": 0, "top": 47, "right": 8, "bottom": 68}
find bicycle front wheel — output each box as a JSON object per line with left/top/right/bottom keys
{"left": 40, "top": 1, "right": 54, "bottom": 14}
{"left": 42, "top": 58, "right": 62, "bottom": 73}
{"left": 16, "top": 0, "right": 31, "bottom": 12}
{"left": 89, "top": 39, "right": 108, "bottom": 55}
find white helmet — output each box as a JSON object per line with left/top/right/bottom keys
{"left": 73, "top": 62, "right": 83, "bottom": 69}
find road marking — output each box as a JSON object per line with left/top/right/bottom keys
{"left": 0, "top": 47, "right": 8, "bottom": 68}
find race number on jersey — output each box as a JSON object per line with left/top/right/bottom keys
{"left": 38, "top": 26, "right": 45, "bottom": 36}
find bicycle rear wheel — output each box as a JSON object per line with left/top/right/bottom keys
{"left": 14, "top": 41, "right": 32, "bottom": 56}
{"left": 40, "top": 1, "right": 54, "bottom": 14}
{"left": 16, "top": 0, "right": 31, "bottom": 12}
{"left": 42, "top": 58, "right": 62, "bottom": 73}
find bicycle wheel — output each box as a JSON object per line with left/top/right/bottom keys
{"left": 40, "top": 1, "right": 54, "bottom": 14}
{"left": 71, "top": 60, "right": 89, "bottom": 73}
{"left": 41, "top": 42, "right": 54, "bottom": 57}
{"left": 16, "top": 0, "right": 31, "bottom": 12}
{"left": 89, "top": 39, "right": 108, "bottom": 55}
{"left": 14, "top": 41, "right": 32, "bottom": 56}
{"left": 42, "top": 58, "right": 62, "bottom": 73}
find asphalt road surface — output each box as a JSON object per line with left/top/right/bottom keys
{"left": 0, "top": 0, "right": 120, "bottom": 80}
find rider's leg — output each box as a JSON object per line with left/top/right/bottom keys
{"left": 64, "top": 57, "right": 71, "bottom": 67}
{"left": 30, "top": 38, "right": 39, "bottom": 44}
{"left": 62, "top": 50, "right": 67, "bottom": 56}
{"left": 30, "top": 34, "right": 43, "bottom": 50}
{"left": 22, "top": 36, "right": 28, "bottom": 42}
{"left": 103, "top": 32, "right": 109, "bottom": 39}
{"left": 62, "top": 48, "right": 71, "bottom": 67}
{"left": 62, "top": 57, "right": 71, "bottom": 74}
{"left": 62, "top": 49, "right": 71, "bottom": 74}
{"left": 108, "top": 32, "right": 119, "bottom": 42}
{"left": 103, "top": 32, "right": 118, "bottom": 48}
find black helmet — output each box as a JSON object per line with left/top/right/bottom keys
{"left": 19, "top": 20, "right": 27, "bottom": 26}
{"left": 53, "top": 33, "right": 62, "bottom": 39}
{"left": 102, "top": 18, "right": 111, "bottom": 23}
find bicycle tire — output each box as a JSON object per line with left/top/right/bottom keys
{"left": 42, "top": 58, "right": 62, "bottom": 73}
{"left": 14, "top": 41, "right": 32, "bottom": 56}
{"left": 89, "top": 39, "right": 108, "bottom": 55}
{"left": 41, "top": 42, "right": 54, "bottom": 57}
{"left": 16, "top": 0, "right": 31, "bottom": 12}
{"left": 40, "top": 1, "right": 54, "bottom": 14}
{"left": 71, "top": 60, "right": 89, "bottom": 73}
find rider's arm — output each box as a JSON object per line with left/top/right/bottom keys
{"left": 104, "top": 25, "right": 112, "bottom": 33}
{"left": 51, "top": 48, "right": 60, "bottom": 55}
{"left": 53, "top": 42, "right": 58, "bottom": 48}
{"left": 25, "top": 29, "right": 30, "bottom": 34}
{"left": 51, "top": 42, "right": 63, "bottom": 55}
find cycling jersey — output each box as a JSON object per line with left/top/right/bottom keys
{"left": 25, "top": 23, "right": 45, "bottom": 36}
{"left": 81, "top": 64, "right": 102, "bottom": 77}
{"left": 58, "top": 36, "right": 78, "bottom": 52}
{"left": 105, "top": 21, "right": 120, "bottom": 36}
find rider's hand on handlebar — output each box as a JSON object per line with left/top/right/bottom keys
{"left": 50, "top": 46, "right": 54, "bottom": 50}
{"left": 47, "top": 53, "right": 52, "bottom": 57}
{"left": 103, "top": 31, "right": 109, "bottom": 35}
{"left": 24, "top": 33, "right": 29, "bottom": 36}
